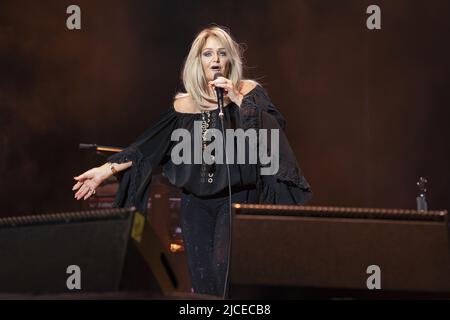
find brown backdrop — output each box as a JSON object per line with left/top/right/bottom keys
{"left": 1, "top": 0, "right": 449, "bottom": 215}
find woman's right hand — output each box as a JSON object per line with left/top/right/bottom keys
{"left": 72, "top": 165, "right": 112, "bottom": 200}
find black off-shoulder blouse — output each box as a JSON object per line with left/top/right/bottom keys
{"left": 107, "top": 85, "right": 312, "bottom": 213}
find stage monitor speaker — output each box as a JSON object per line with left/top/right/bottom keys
{"left": 229, "top": 204, "right": 450, "bottom": 299}
{"left": 0, "top": 207, "right": 177, "bottom": 296}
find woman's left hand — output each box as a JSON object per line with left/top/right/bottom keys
{"left": 208, "top": 77, "right": 244, "bottom": 106}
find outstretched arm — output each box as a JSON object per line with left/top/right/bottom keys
{"left": 72, "top": 161, "right": 132, "bottom": 200}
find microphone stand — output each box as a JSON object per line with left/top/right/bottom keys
{"left": 214, "top": 87, "right": 233, "bottom": 300}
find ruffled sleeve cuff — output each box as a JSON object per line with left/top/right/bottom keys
{"left": 107, "top": 145, "right": 153, "bottom": 214}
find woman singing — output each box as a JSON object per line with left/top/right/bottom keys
{"left": 72, "top": 26, "right": 312, "bottom": 297}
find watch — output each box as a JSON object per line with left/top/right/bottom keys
{"left": 109, "top": 163, "right": 118, "bottom": 175}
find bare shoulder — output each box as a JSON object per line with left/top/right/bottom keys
{"left": 240, "top": 80, "right": 258, "bottom": 95}
{"left": 173, "top": 94, "right": 198, "bottom": 113}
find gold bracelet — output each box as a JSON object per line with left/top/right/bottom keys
{"left": 109, "top": 163, "right": 118, "bottom": 175}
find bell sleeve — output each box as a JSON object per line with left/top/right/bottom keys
{"left": 106, "top": 108, "right": 179, "bottom": 214}
{"left": 239, "top": 85, "right": 313, "bottom": 205}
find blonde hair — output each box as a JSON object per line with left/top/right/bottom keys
{"left": 176, "top": 26, "right": 244, "bottom": 109}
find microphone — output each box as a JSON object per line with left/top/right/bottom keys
{"left": 214, "top": 72, "right": 224, "bottom": 118}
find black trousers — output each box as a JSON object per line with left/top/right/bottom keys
{"left": 180, "top": 187, "right": 258, "bottom": 297}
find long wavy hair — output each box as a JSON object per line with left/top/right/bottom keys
{"left": 176, "top": 26, "right": 245, "bottom": 109}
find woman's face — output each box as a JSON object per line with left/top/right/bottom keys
{"left": 201, "top": 36, "right": 229, "bottom": 82}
